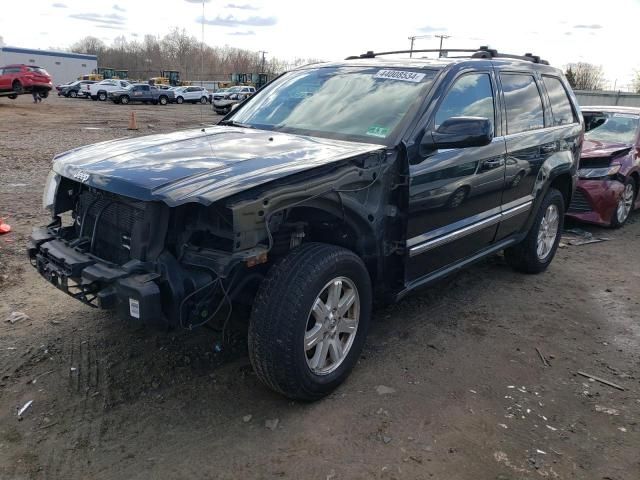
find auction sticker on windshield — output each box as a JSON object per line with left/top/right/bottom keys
{"left": 366, "top": 126, "right": 390, "bottom": 138}
{"left": 374, "top": 70, "right": 426, "bottom": 83}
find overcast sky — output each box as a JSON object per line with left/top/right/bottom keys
{"left": 1, "top": 0, "right": 638, "bottom": 89}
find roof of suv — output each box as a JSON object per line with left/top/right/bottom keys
{"left": 301, "top": 56, "right": 561, "bottom": 75}
{"left": 297, "top": 47, "right": 562, "bottom": 75}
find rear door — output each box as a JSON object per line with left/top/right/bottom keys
{"left": 406, "top": 70, "right": 507, "bottom": 279}
{"left": 495, "top": 71, "right": 555, "bottom": 238}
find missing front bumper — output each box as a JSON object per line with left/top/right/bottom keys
{"left": 28, "top": 227, "right": 166, "bottom": 325}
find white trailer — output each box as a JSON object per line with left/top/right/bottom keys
{"left": 0, "top": 47, "right": 97, "bottom": 85}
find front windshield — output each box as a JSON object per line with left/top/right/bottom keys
{"left": 229, "top": 66, "right": 437, "bottom": 143}
{"left": 584, "top": 112, "right": 639, "bottom": 144}
{"left": 228, "top": 86, "right": 243, "bottom": 93}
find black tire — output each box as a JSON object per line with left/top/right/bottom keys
{"left": 610, "top": 177, "right": 637, "bottom": 229}
{"left": 39, "top": 90, "right": 49, "bottom": 99}
{"left": 98, "top": 91, "right": 107, "bottom": 101}
{"left": 91, "top": 95, "right": 98, "bottom": 101}
{"left": 249, "top": 243, "right": 372, "bottom": 401}
{"left": 12, "top": 80, "right": 23, "bottom": 94}
{"left": 200, "top": 96, "right": 208, "bottom": 104}
{"left": 69, "top": 90, "right": 77, "bottom": 98}
{"left": 176, "top": 96, "right": 184, "bottom": 104}
{"left": 505, "top": 188, "right": 564, "bottom": 274}
{"left": 120, "top": 95, "right": 130, "bottom": 105}
{"left": 8, "top": 94, "right": 17, "bottom": 100}
{"left": 159, "top": 96, "right": 168, "bottom": 105}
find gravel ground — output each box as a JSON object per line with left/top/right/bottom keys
{"left": 0, "top": 94, "right": 639, "bottom": 480}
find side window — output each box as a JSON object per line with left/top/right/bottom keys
{"left": 542, "top": 76, "right": 577, "bottom": 126}
{"left": 501, "top": 74, "right": 545, "bottom": 134}
{"left": 434, "top": 73, "right": 495, "bottom": 133}
{"left": 142, "top": 85, "right": 150, "bottom": 91}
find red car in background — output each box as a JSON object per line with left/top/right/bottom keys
{"left": 567, "top": 106, "right": 640, "bottom": 228}
{"left": 0, "top": 64, "right": 53, "bottom": 99}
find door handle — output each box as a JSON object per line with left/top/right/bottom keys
{"left": 481, "top": 159, "right": 504, "bottom": 170}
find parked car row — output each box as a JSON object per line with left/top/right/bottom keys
{"left": 56, "top": 79, "right": 229, "bottom": 106}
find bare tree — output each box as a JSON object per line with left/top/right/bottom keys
{"left": 70, "top": 36, "right": 106, "bottom": 56}
{"left": 66, "top": 30, "right": 318, "bottom": 82}
{"left": 564, "top": 62, "right": 605, "bottom": 91}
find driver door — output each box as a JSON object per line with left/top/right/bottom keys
{"left": 406, "top": 71, "right": 507, "bottom": 280}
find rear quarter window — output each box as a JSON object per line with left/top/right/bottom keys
{"left": 501, "top": 74, "right": 545, "bottom": 134}
{"left": 543, "top": 76, "right": 577, "bottom": 126}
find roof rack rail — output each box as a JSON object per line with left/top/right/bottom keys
{"left": 345, "top": 46, "right": 549, "bottom": 65}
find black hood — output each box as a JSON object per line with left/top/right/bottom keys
{"left": 52, "top": 126, "right": 383, "bottom": 206}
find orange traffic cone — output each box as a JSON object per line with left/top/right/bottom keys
{"left": 0, "top": 218, "right": 11, "bottom": 235}
{"left": 128, "top": 111, "right": 138, "bottom": 130}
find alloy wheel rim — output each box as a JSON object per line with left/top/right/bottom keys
{"left": 616, "top": 183, "right": 634, "bottom": 223}
{"left": 536, "top": 204, "right": 559, "bottom": 260}
{"left": 304, "top": 276, "right": 360, "bottom": 375}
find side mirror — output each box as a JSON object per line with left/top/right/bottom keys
{"left": 421, "top": 117, "right": 493, "bottom": 152}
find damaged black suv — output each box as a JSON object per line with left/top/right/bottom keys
{"left": 30, "top": 47, "right": 583, "bottom": 400}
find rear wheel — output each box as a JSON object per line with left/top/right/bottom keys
{"left": 12, "top": 80, "right": 23, "bottom": 94}
{"left": 176, "top": 96, "right": 184, "bottom": 104}
{"left": 200, "top": 96, "right": 208, "bottom": 104}
{"left": 69, "top": 90, "right": 77, "bottom": 98}
{"left": 611, "top": 178, "right": 637, "bottom": 228}
{"left": 8, "top": 94, "right": 17, "bottom": 100}
{"left": 120, "top": 95, "right": 130, "bottom": 105}
{"left": 98, "top": 91, "right": 107, "bottom": 101}
{"left": 159, "top": 96, "right": 168, "bottom": 105}
{"left": 505, "top": 188, "right": 564, "bottom": 274}
{"left": 249, "top": 243, "right": 372, "bottom": 401}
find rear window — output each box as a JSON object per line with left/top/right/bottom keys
{"left": 28, "top": 67, "right": 48, "bottom": 75}
{"left": 501, "top": 74, "right": 545, "bottom": 134}
{"left": 543, "top": 76, "right": 577, "bottom": 126}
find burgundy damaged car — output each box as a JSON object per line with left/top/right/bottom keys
{"left": 567, "top": 107, "right": 640, "bottom": 227}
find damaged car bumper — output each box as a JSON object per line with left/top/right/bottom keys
{"left": 566, "top": 179, "right": 625, "bottom": 226}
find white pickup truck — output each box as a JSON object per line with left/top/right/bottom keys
{"left": 89, "top": 79, "right": 131, "bottom": 101}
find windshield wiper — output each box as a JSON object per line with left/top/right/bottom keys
{"left": 219, "top": 119, "right": 254, "bottom": 129}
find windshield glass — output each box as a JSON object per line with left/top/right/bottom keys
{"left": 229, "top": 66, "right": 437, "bottom": 143}
{"left": 228, "top": 86, "right": 244, "bottom": 93}
{"left": 584, "top": 112, "right": 639, "bottom": 144}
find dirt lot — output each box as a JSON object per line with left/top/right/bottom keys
{"left": 0, "top": 94, "right": 639, "bottom": 480}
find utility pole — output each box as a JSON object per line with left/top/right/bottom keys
{"left": 407, "top": 35, "right": 432, "bottom": 58}
{"left": 259, "top": 50, "right": 268, "bottom": 73}
{"left": 434, "top": 34, "right": 451, "bottom": 57}
{"left": 200, "top": 0, "right": 205, "bottom": 86}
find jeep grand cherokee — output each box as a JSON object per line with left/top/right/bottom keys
{"left": 30, "top": 47, "right": 583, "bottom": 400}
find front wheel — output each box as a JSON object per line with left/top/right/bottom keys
{"left": 200, "top": 96, "right": 208, "bottom": 104}
{"left": 505, "top": 188, "right": 564, "bottom": 274}
{"left": 98, "top": 92, "right": 107, "bottom": 101}
{"left": 120, "top": 95, "right": 130, "bottom": 105}
{"left": 69, "top": 90, "right": 77, "bottom": 98}
{"left": 176, "top": 96, "right": 184, "bottom": 104}
{"left": 249, "top": 243, "right": 372, "bottom": 401}
{"left": 158, "top": 96, "right": 168, "bottom": 105}
{"left": 611, "top": 178, "right": 637, "bottom": 228}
